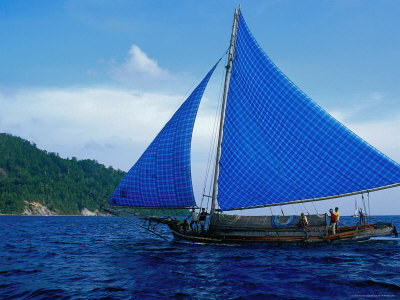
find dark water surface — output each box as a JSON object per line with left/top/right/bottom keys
{"left": 1, "top": 215, "right": 400, "bottom": 299}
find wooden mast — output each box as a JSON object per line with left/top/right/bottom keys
{"left": 210, "top": 7, "right": 240, "bottom": 216}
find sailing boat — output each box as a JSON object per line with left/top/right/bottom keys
{"left": 102, "top": 7, "right": 399, "bottom": 243}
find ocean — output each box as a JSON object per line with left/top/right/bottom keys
{"left": 1, "top": 215, "right": 400, "bottom": 299}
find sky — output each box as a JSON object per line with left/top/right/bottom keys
{"left": 1, "top": 0, "right": 400, "bottom": 215}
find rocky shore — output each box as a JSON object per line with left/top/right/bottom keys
{"left": 16, "top": 201, "right": 108, "bottom": 216}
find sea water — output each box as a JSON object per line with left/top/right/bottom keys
{"left": 1, "top": 215, "right": 400, "bottom": 299}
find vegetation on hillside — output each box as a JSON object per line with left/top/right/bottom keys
{"left": 0, "top": 133, "right": 126, "bottom": 215}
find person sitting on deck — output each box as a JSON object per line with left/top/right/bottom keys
{"left": 335, "top": 207, "right": 340, "bottom": 232}
{"left": 189, "top": 208, "right": 199, "bottom": 232}
{"left": 199, "top": 208, "right": 208, "bottom": 234}
{"left": 179, "top": 219, "right": 190, "bottom": 233}
{"left": 329, "top": 209, "right": 337, "bottom": 235}
{"left": 184, "top": 219, "right": 190, "bottom": 233}
{"left": 299, "top": 212, "right": 308, "bottom": 228}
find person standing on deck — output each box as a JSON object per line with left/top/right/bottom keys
{"left": 199, "top": 208, "right": 208, "bottom": 234}
{"left": 190, "top": 208, "right": 199, "bottom": 232}
{"left": 335, "top": 207, "right": 340, "bottom": 232}
{"left": 329, "top": 209, "right": 337, "bottom": 234}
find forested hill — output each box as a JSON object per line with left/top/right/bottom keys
{"left": 0, "top": 133, "right": 126, "bottom": 215}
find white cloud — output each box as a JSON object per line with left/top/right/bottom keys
{"left": 0, "top": 86, "right": 194, "bottom": 169}
{"left": 125, "top": 45, "right": 166, "bottom": 77}
{"left": 112, "top": 44, "right": 173, "bottom": 87}
{"left": 329, "top": 92, "right": 385, "bottom": 122}
{"left": 347, "top": 116, "right": 400, "bottom": 163}
{"left": 0, "top": 85, "right": 220, "bottom": 170}
{"left": 328, "top": 92, "right": 400, "bottom": 163}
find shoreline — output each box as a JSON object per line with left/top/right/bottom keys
{"left": 0, "top": 214, "right": 111, "bottom": 217}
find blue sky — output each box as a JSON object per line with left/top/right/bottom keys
{"left": 1, "top": 0, "right": 400, "bottom": 214}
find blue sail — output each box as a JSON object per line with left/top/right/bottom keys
{"left": 217, "top": 13, "right": 400, "bottom": 211}
{"left": 109, "top": 64, "right": 218, "bottom": 208}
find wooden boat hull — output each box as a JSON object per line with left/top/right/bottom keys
{"left": 167, "top": 214, "right": 397, "bottom": 244}
{"left": 101, "top": 207, "right": 397, "bottom": 244}
{"left": 168, "top": 224, "right": 395, "bottom": 244}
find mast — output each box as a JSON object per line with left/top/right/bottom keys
{"left": 210, "top": 7, "right": 239, "bottom": 216}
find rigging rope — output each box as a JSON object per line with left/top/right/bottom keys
{"left": 104, "top": 208, "right": 169, "bottom": 241}
{"left": 367, "top": 192, "right": 371, "bottom": 223}
{"left": 200, "top": 51, "right": 227, "bottom": 211}
{"left": 291, "top": 205, "right": 298, "bottom": 216}
{"left": 300, "top": 201, "right": 310, "bottom": 215}
{"left": 311, "top": 201, "right": 319, "bottom": 214}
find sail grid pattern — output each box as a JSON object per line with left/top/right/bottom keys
{"left": 217, "top": 13, "right": 400, "bottom": 211}
{"left": 109, "top": 64, "right": 218, "bottom": 207}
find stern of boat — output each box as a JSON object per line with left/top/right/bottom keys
{"left": 323, "top": 221, "right": 398, "bottom": 242}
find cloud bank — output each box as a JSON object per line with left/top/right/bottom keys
{"left": 0, "top": 85, "right": 218, "bottom": 170}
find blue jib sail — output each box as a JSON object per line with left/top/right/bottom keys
{"left": 217, "top": 13, "right": 400, "bottom": 211}
{"left": 109, "top": 63, "right": 218, "bottom": 208}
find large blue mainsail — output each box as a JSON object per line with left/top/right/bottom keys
{"left": 109, "top": 64, "right": 217, "bottom": 207}
{"left": 217, "top": 13, "right": 400, "bottom": 211}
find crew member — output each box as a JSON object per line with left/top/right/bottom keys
{"left": 299, "top": 212, "right": 308, "bottom": 228}
{"left": 329, "top": 208, "right": 337, "bottom": 235}
{"left": 335, "top": 207, "right": 340, "bottom": 232}
{"left": 190, "top": 208, "right": 199, "bottom": 232}
{"left": 199, "top": 208, "right": 208, "bottom": 234}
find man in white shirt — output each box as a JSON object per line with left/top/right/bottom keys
{"left": 190, "top": 208, "right": 199, "bottom": 232}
